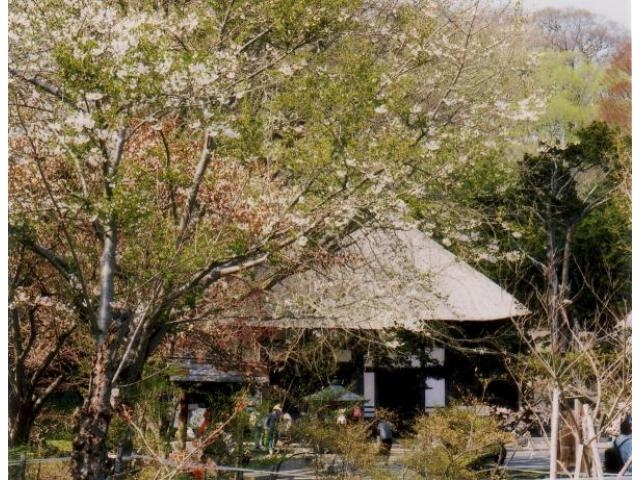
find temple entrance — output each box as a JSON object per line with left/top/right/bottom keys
{"left": 375, "top": 368, "right": 424, "bottom": 420}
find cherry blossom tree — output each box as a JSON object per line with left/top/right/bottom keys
{"left": 9, "top": 0, "right": 379, "bottom": 477}
{"left": 9, "top": 1, "right": 541, "bottom": 478}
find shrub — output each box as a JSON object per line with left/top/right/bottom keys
{"left": 402, "top": 406, "right": 513, "bottom": 480}
{"left": 291, "top": 415, "right": 383, "bottom": 478}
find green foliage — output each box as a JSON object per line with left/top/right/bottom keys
{"left": 450, "top": 121, "right": 630, "bottom": 331}
{"left": 8, "top": 0, "right": 630, "bottom": 465}
{"left": 403, "top": 407, "right": 513, "bottom": 480}
{"left": 532, "top": 51, "right": 604, "bottom": 143}
{"left": 509, "top": 122, "right": 628, "bottom": 324}
{"left": 291, "top": 416, "right": 380, "bottom": 478}
{"left": 253, "top": 0, "right": 359, "bottom": 49}
{"left": 29, "top": 392, "right": 81, "bottom": 452}
{"left": 571, "top": 201, "right": 631, "bottom": 319}
{"left": 118, "top": 370, "right": 181, "bottom": 457}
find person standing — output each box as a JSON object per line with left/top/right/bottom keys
{"left": 615, "top": 415, "right": 632, "bottom": 473}
{"left": 352, "top": 404, "right": 363, "bottom": 422}
{"left": 337, "top": 408, "right": 347, "bottom": 426}
{"left": 377, "top": 419, "right": 393, "bottom": 460}
{"left": 266, "top": 404, "right": 282, "bottom": 454}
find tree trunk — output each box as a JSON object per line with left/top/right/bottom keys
{"left": 71, "top": 210, "right": 119, "bottom": 480}
{"left": 8, "top": 400, "right": 37, "bottom": 447}
{"left": 71, "top": 344, "right": 115, "bottom": 480}
{"left": 546, "top": 220, "right": 562, "bottom": 354}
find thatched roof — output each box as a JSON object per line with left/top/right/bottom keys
{"left": 261, "top": 224, "right": 527, "bottom": 331}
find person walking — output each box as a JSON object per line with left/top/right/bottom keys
{"left": 377, "top": 419, "right": 393, "bottom": 462}
{"left": 266, "top": 404, "right": 282, "bottom": 454}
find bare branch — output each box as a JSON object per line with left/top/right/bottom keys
{"left": 29, "top": 324, "right": 77, "bottom": 388}
{"left": 33, "top": 374, "right": 64, "bottom": 413}
{"left": 238, "top": 27, "right": 272, "bottom": 53}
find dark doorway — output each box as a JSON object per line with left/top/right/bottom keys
{"left": 485, "top": 379, "right": 519, "bottom": 410}
{"left": 376, "top": 369, "right": 423, "bottom": 419}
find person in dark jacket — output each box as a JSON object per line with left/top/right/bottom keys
{"left": 615, "top": 415, "right": 632, "bottom": 473}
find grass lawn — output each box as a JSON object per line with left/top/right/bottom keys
{"left": 45, "top": 439, "right": 73, "bottom": 454}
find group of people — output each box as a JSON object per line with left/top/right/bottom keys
{"left": 251, "top": 402, "right": 394, "bottom": 459}
{"left": 197, "top": 399, "right": 395, "bottom": 461}
{"left": 336, "top": 403, "right": 364, "bottom": 425}
{"left": 335, "top": 404, "right": 394, "bottom": 457}
{"left": 194, "top": 401, "right": 630, "bottom": 473}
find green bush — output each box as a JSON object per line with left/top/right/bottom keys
{"left": 402, "top": 406, "right": 513, "bottom": 480}
{"left": 291, "top": 415, "right": 383, "bottom": 478}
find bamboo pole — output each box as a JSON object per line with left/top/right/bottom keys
{"left": 617, "top": 454, "right": 632, "bottom": 479}
{"left": 177, "top": 390, "right": 188, "bottom": 451}
{"left": 550, "top": 388, "right": 561, "bottom": 480}
{"left": 583, "top": 404, "right": 603, "bottom": 479}
{"left": 573, "top": 398, "right": 583, "bottom": 477}
{"left": 573, "top": 444, "right": 583, "bottom": 479}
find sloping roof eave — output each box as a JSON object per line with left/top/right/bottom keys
{"left": 264, "top": 225, "right": 528, "bottom": 330}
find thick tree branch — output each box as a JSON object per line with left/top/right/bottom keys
{"left": 17, "top": 308, "right": 38, "bottom": 367}
{"left": 32, "top": 374, "right": 65, "bottom": 414}
{"left": 177, "top": 131, "right": 215, "bottom": 243}
{"left": 158, "top": 129, "right": 179, "bottom": 224}
{"left": 9, "top": 68, "right": 82, "bottom": 111}
{"left": 97, "top": 219, "right": 117, "bottom": 343}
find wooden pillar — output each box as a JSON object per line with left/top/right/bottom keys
{"left": 176, "top": 389, "right": 188, "bottom": 450}
{"left": 558, "top": 421, "right": 575, "bottom": 471}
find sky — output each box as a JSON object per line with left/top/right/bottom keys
{"left": 522, "top": 0, "right": 631, "bottom": 29}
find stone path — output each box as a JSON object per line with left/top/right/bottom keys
{"left": 258, "top": 437, "right": 629, "bottom": 479}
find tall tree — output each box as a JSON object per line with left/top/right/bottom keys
{"left": 7, "top": 1, "right": 564, "bottom": 476}
{"left": 9, "top": 0, "right": 388, "bottom": 476}
{"left": 470, "top": 122, "right": 630, "bottom": 351}
{"left": 529, "top": 7, "right": 625, "bottom": 62}
{"left": 513, "top": 123, "right": 624, "bottom": 352}
{"left": 530, "top": 50, "right": 604, "bottom": 145}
